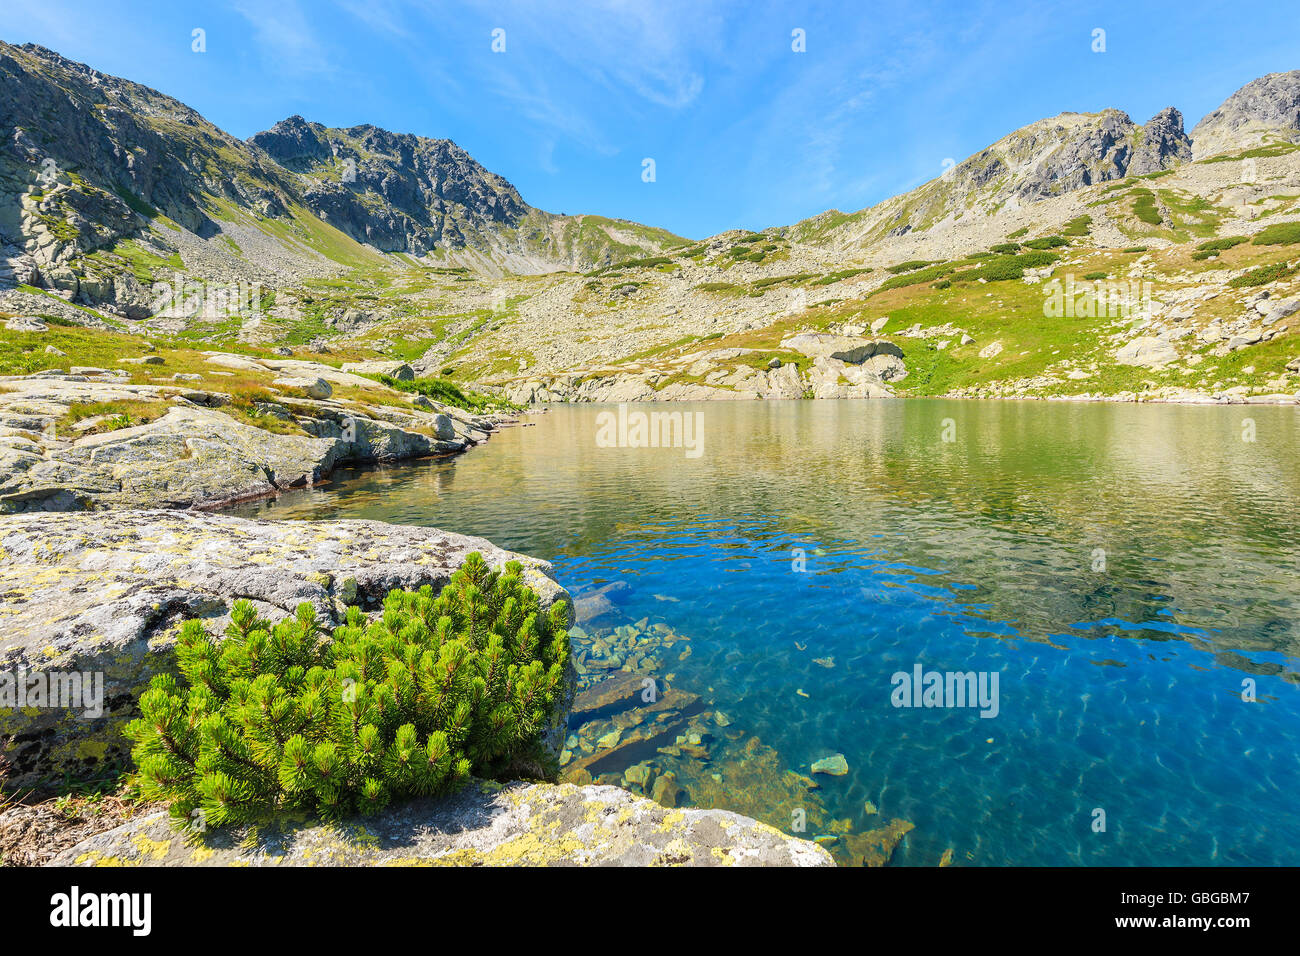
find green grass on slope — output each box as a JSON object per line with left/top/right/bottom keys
{"left": 372, "top": 374, "right": 516, "bottom": 412}
{"left": 1252, "top": 223, "right": 1300, "bottom": 246}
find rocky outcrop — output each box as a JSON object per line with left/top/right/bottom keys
{"left": 249, "top": 116, "right": 534, "bottom": 256}
{"left": 1005, "top": 108, "right": 1190, "bottom": 202}
{"left": 49, "top": 779, "right": 833, "bottom": 867}
{"left": 1115, "top": 335, "right": 1179, "bottom": 368}
{"left": 0, "top": 42, "right": 295, "bottom": 281}
{"left": 1191, "top": 70, "right": 1300, "bottom": 159}
{"left": 0, "top": 40, "right": 683, "bottom": 309}
{"left": 0, "top": 510, "right": 570, "bottom": 790}
{"left": 1130, "top": 107, "right": 1194, "bottom": 175}
{"left": 340, "top": 360, "right": 415, "bottom": 381}
{"left": 2, "top": 510, "right": 833, "bottom": 866}
{"left": 0, "top": 359, "right": 498, "bottom": 513}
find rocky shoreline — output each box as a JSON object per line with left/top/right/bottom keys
{"left": 0, "top": 354, "right": 507, "bottom": 514}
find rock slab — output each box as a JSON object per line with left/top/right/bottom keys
{"left": 49, "top": 780, "right": 834, "bottom": 867}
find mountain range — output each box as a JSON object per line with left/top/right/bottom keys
{"left": 1, "top": 38, "right": 1299, "bottom": 407}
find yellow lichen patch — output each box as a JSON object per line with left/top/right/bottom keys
{"left": 131, "top": 833, "right": 173, "bottom": 861}
{"left": 657, "top": 837, "right": 695, "bottom": 864}
{"left": 430, "top": 847, "right": 487, "bottom": 866}
{"left": 76, "top": 850, "right": 126, "bottom": 866}
{"left": 77, "top": 739, "right": 111, "bottom": 761}
{"left": 191, "top": 846, "right": 215, "bottom": 864}
{"left": 657, "top": 810, "right": 686, "bottom": 832}
{"left": 473, "top": 827, "right": 588, "bottom": 865}
{"left": 709, "top": 845, "right": 736, "bottom": 865}
{"left": 751, "top": 820, "right": 790, "bottom": 841}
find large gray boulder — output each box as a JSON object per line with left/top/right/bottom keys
{"left": 341, "top": 360, "right": 416, "bottom": 381}
{"left": 1115, "top": 335, "right": 1179, "bottom": 367}
{"left": 49, "top": 780, "right": 833, "bottom": 867}
{"left": 0, "top": 510, "right": 571, "bottom": 790}
{"left": 781, "top": 332, "right": 904, "bottom": 366}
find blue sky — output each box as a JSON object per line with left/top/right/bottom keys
{"left": 3, "top": 0, "right": 1298, "bottom": 239}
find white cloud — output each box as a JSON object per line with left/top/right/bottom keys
{"left": 231, "top": 0, "right": 335, "bottom": 77}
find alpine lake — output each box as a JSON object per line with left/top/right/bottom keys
{"left": 229, "top": 399, "right": 1300, "bottom": 867}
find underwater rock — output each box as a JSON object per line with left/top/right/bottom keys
{"left": 842, "top": 819, "right": 915, "bottom": 867}
{"left": 811, "top": 753, "right": 850, "bottom": 776}
{"left": 651, "top": 772, "right": 682, "bottom": 808}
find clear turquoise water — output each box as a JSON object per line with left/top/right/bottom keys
{"left": 230, "top": 399, "right": 1300, "bottom": 865}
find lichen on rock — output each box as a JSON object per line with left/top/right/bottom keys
{"left": 48, "top": 779, "right": 834, "bottom": 867}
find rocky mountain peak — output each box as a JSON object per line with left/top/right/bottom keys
{"left": 248, "top": 115, "right": 333, "bottom": 169}
{"left": 1130, "top": 106, "right": 1193, "bottom": 174}
{"left": 250, "top": 115, "right": 533, "bottom": 253}
{"left": 797, "top": 107, "right": 1192, "bottom": 247}
{"left": 1190, "top": 69, "right": 1300, "bottom": 159}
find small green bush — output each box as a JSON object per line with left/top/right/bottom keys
{"left": 1228, "top": 261, "right": 1299, "bottom": 287}
{"left": 1062, "top": 215, "right": 1093, "bottom": 237}
{"left": 1130, "top": 189, "right": 1162, "bottom": 225}
{"left": 1197, "top": 236, "right": 1248, "bottom": 252}
{"left": 886, "top": 259, "right": 936, "bottom": 274}
{"left": 808, "top": 267, "right": 872, "bottom": 286}
{"left": 1024, "top": 235, "right": 1068, "bottom": 249}
{"left": 127, "top": 554, "right": 571, "bottom": 828}
{"left": 752, "top": 273, "right": 814, "bottom": 289}
{"left": 990, "top": 242, "right": 1021, "bottom": 254}
{"left": 1251, "top": 223, "right": 1300, "bottom": 246}
{"left": 588, "top": 255, "right": 672, "bottom": 275}
{"left": 1122, "top": 246, "right": 1148, "bottom": 253}
{"left": 954, "top": 249, "right": 1061, "bottom": 283}
{"left": 1082, "top": 271, "right": 1108, "bottom": 280}
{"left": 375, "top": 374, "right": 508, "bottom": 412}
{"left": 875, "top": 262, "right": 955, "bottom": 292}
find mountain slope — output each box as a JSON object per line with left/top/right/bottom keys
{"left": 1190, "top": 70, "right": 1300, "bottom": 160}
{"left": 1, "top": 40, "right": 1298, "bottom": 413}
{"left": 792, "top": 107, "right": 1191, "bottom": 250}
{"left": 0, "top": 40, "right": 685, "bottom": 317}
{"left": 248, "top": 116, "right": 686, "bottom": 273}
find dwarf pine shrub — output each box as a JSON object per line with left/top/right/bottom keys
{"left": 127, "top": 553, "right": 570, "bottom": 828}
